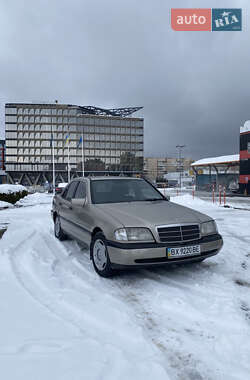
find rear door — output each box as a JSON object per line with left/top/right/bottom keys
{"left": 71, "top": 180, "right": 92, "bottom": 245}
{"left": 59, "top": 180, "right": 79, "bottom": 236}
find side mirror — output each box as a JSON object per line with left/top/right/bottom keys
{"left": 71, "top": 198, "right": 86, "bottom": 207}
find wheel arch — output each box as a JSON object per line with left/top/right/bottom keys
{"left": 91, "top": 227, "right": 103, "bottom": 238}
{"left": 53, "top": 211, "right": 58, "bottom": 223}
{"left": 90, "top": 227, "right": 104, "bottom": 259}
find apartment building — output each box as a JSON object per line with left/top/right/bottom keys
{"left": 5, "top": 103, "right": 144, "bottom": 185}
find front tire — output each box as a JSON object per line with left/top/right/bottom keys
{"left": 90, "top": 232, "right": 113, "bottom": 277}
{"left": 54, "top": 215, "right": 67, "bottom": 241}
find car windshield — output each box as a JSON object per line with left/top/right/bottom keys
{"left": 91, "top": 179, "right": 166, "bottom": 204}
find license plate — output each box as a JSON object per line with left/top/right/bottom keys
{"left": 167, "top": 245, "right": 201, "bottom": 259}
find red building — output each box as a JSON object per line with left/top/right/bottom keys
{"left": 239, "top": 122, "right": 250, "bottom": 194}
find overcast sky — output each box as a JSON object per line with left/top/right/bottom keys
{"left": 0, "top": 0, "right": 249, "bottom": 159}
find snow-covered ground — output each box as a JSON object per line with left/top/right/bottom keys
{"left": 0, "top": 193, "right": 250, "bottom": 380}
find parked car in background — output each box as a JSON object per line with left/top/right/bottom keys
{"left": 55, "top": 182, "right": 68, "bottom": 194}
{"left": 228, "top": 180, "right": 239, "bottom": 194}
{"left": 51, "top": 177, "right": 223, "bottom": 277}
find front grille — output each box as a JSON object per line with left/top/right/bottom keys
{"left": 157, "top": 224, "right": 200, "bottom": 243}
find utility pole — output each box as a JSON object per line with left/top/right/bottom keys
{"left": 176, "top": 145, "right": 185, "bottom": 191}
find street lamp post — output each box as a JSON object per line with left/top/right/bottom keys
{"left": 176, "top": 145, "right": 185, "bottom": 192}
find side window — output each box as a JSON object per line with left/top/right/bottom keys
{"left": 65, "top": 181, "right": 79, "bottom": 201}
{"left": 73, "top": 181, "right": 86, "bottom": 199}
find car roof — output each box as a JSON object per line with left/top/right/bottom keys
{"left": 87, "top": 176, "right": 143, "bottom": 181}
{"left": 68, "top": 176, "right": 144, "bottom": 183}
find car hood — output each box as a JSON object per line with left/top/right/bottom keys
{"left": 96, "top": 200, "right": 212, "bottom": 228}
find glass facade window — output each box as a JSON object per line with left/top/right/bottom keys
{"left": 6, "top": 131, "right": 17, "bottom": 138}
{"left": 6, "top": 108, "right": 17, "bottom": 115}
{"left": 6, "top": 124, "right": 17, "bottom": 131}
{"left": 6, "top": 115, "right": 17, "bottom": 122}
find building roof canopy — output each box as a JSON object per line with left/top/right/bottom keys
{"left": 191, "top": 154, "right": 239, "bottom": 168}
{"left": 241, "top": 120, "right": 250, "bottom": 134}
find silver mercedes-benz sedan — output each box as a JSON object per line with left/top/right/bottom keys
{"left": 51, "top": 177, "right": 223, "bottom": 277}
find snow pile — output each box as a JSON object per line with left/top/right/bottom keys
{"left": 0, "top": 184, "right": 27, "bottom": 194}
{"left": 171, "top": 193, "right": 218, "bottom": 209}
{"left": 16, "top": 192, "right": 53, "bottom": 207}
{"left": 172, "top": 193, "right": 250, "bottom": 212}
{"left": 0, "top": 192, "right": 51, "bottom": 209}
{"left": 0, "top": 200, "right": 14, "bottom": 209}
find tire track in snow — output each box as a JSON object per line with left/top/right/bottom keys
{"left": 114, "top": 270, "right": 214, "bottom": 380}
{"left": 114, "top": 249, "right": 250, "bottom": 380}
{"left": 9, "top": 230, "right": 85, "bottom": 335}
{"left": 9, "top": 227, "right": 115, "bottom": 339}
{"left": 8, "top": 223, "right": 161, "bottom": 368}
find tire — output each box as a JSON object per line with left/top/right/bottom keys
{"left": 54, "top": 214, "right": 67, "bottom": 241}
{"left": 90, "top": 232, "right": 113, "bottom": 277}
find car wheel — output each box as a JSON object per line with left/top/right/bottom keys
{"left": 91, "top": 232, "right": 113, "bottom": 277}
{"left": 54, "top": 215, "right": 67, "bottom": 241}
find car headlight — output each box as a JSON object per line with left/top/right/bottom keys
{"left": 201, "top": 220, "right": 218, "bottom": 236}
{"left": 114, "top": 227, "right": 154, "bottom": 242}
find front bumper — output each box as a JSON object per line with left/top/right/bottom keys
{"left": 106, "top": 234, "right": 223, "bottom": 268}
